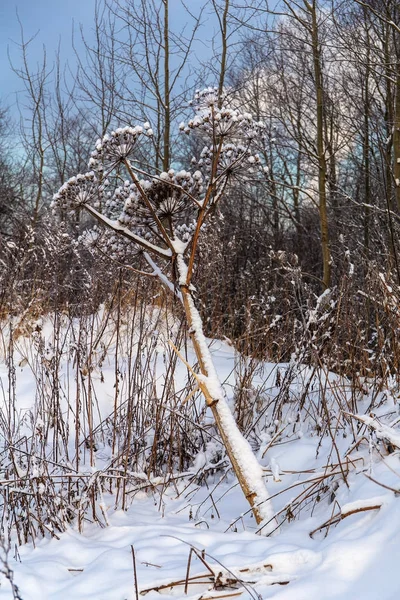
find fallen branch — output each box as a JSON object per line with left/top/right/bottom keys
{"left": 140, "top": 573, "right": 214, "bottom": 595}
{"left": 140, "top": 554, "right": 289, "bottom": 597}
{"left": 199, "top": 593, "right": 243, "bottom": 599}
{"left": 310, "top": 498, "right": 384, "bottom": 538}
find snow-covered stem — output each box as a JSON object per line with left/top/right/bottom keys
{"left": 176, "top": 253, "right": 275, "bottom": 528}
{"left": 84, "top": 203, "right": 172, "bottom": 259}
{"left": 143, "top": 252, "right": 181, "bottom": 301}
{"left": 349, "top": 413, "right": 400, "bottom": 450}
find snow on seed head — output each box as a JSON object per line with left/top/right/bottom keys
{"left": 89, "top": 124, "right": 153, "bottom": 172}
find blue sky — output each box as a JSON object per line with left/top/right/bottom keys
{"left": 0, "top": 0, "right": 216, "bottom": 114}
{"left": 0, "top": 0, "right": 96, "bottom": 108}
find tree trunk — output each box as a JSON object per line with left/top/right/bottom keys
{"left": 394, "top": 64, "right": 400, "bottom": 210}
{"left": 363, "top": 12, "right": 371, "bottom": 253}
{"left": 163, "top": 0, "right": 170, "bottom": 172}
{"left": 218, "top": 0, "right": 230, "bottom": 104}
{"left": 310, "top": 0, "right": 331, "bottom": 289}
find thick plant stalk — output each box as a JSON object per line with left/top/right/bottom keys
{"left": 177, "top": 255, "right": 274, "bottom": 528}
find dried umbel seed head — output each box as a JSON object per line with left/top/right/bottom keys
{"left": 192, "top": 86, "right": 223, "bottom": 108}
{"left": 180, "top": 88, "right": 265, "bottom": 142}
{"left": 131, "top": 170, "right": 201, "bottom": 227}
{"left": 197, "top": 143, "right": 261, "bottom": 182}
{"left": 175, "top": 220, "right": 197, "bottom": 242}
{"left": 89, "top": 124, "right": 153, "bottom": 173}
{"left": 52, "top": 171, "right": 102, "bottom": 212}
{"left": 90, "top": 167, "right": 203, "bottom": 251}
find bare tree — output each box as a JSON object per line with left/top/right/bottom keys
{"left": 9, "top": 20, "right": 50, "bottom": 228}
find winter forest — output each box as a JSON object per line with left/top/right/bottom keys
{"left": 1, "top": 0, "right": 400, "bottom": 598}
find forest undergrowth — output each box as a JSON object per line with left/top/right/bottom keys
{"left": 1, "top": 251, "right": 400, "bottom": 550}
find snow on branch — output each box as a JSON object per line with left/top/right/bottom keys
{"left": 349, "top": 413, "right": 400, "bottom": 451}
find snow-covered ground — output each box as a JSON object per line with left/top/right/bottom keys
{"left": 1, "top": 315, "right": 400, "bottom": 599}
{"left": 5, "top": 455, "right": 400, "bottom": 600}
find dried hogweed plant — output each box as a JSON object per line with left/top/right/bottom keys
{"left": 52, "top": 88, "right": 274, "bottom": 528}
